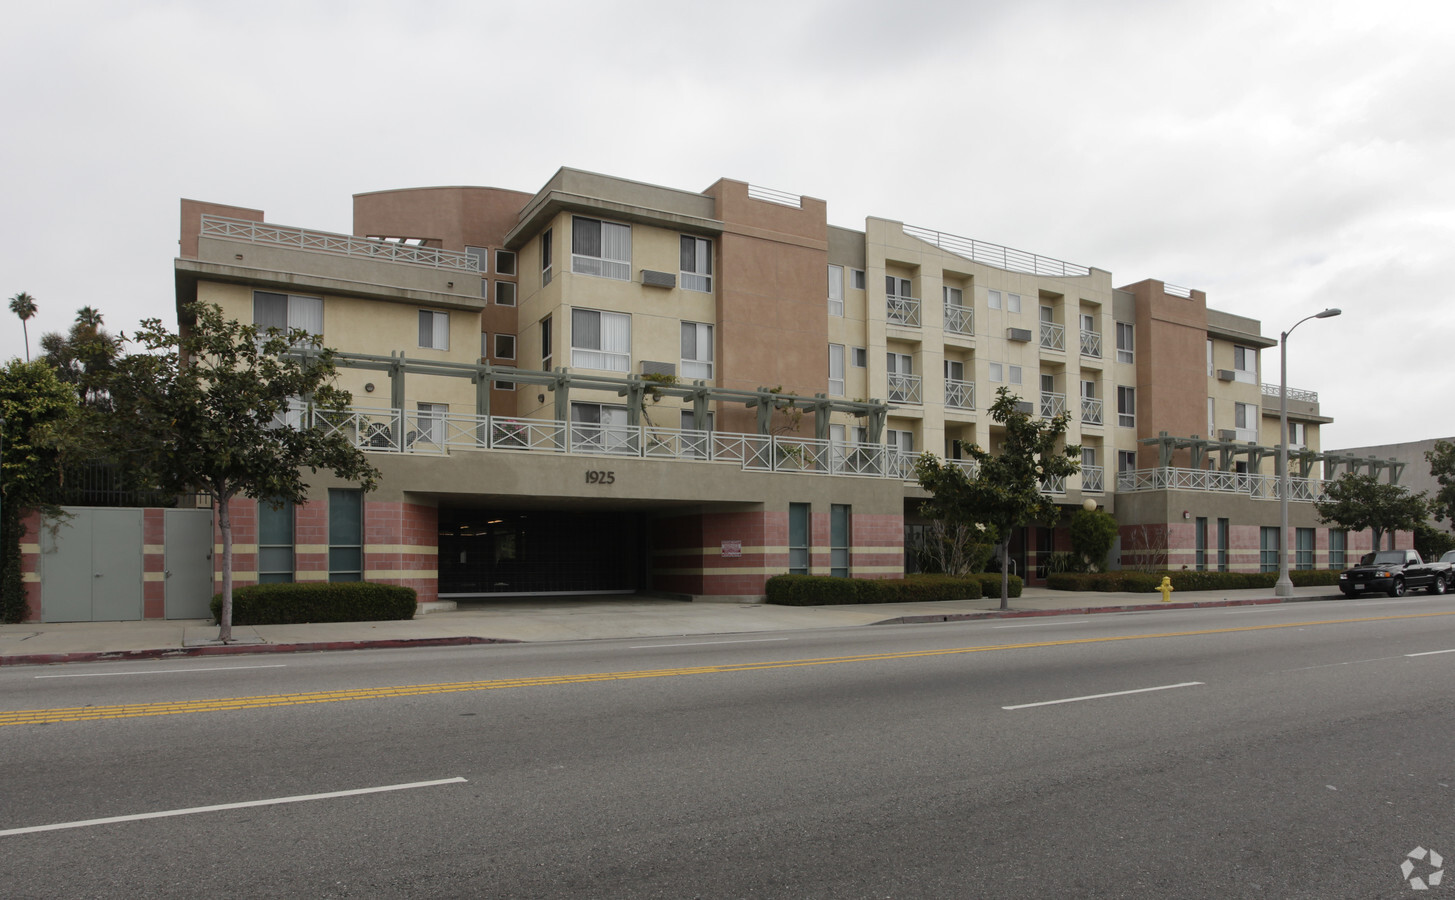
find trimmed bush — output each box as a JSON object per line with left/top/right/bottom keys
{"left": 764, "top": 574, "right": 985, "bottom": 606}
{"left": 211, "top": 582, "right": 418, "bottom": 625}
{"left": 1045, "top": 569, "right": 1341, "bottom": 593}
{"left": 1045, "top": 571, "right": 1163, "bottom": 592}
{"left": 970, "top": 572, "right": 1022, "bottom": 599}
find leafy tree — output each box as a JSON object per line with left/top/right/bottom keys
{"left": 1425, "top": 440, "right": 1455, "bottom": 526}
{"left": 108, "top": 303, "right": 380, "bottom": 641}
{"left": 9, "top": 292, "right": 38, "bottom": 363}
{"left": 0, "top": 360, "right": 80, "bottom": 622}
{"left": 911, "top": 520, "right": 994, "bottom": 576}
{"left": 40, "top": 306, "right": 123, "bottom": 411}
{"left": 1314, "top": 473, "right": 1427, "bottom": 557}
{"left": 915, "top": 387, "right": 1080, "bottom": 609}
{"left": 1069, "top": 507, "right": 1119, "bottom": 572}
{"left": 1413, "top": 520, "right": 1455, "bottom": 563}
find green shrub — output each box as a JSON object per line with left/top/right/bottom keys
{"left": 1069, "top": 508, "right": 1119, "bottom": 572}
{"left": 764, "top": 574, "right": 985, "bottom": 606}
{"left": 211, "top": 582, "right": 418, "bottom": 625}
{"left": 971, "top": 572, "right": 1022, "bottom": 598}
{"left": 1045, "top": 569, "right": 1341, "bottom": 593}
{"left": 1045, "top": 571, "right": 1162, "bottom": 592}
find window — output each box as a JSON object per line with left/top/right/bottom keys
{"left": 465, "top": 246, "right": 488, "bottom": 273}
{"left": 887, "top": 429, "right": 914, "bottom": 454}
{"left": 540, "top": 228, "right": 553, "bottom": 286}
{"left": 1296, "top": 527, "right": 1315, "bottom": 570}
{"left": 1329, "top": 529, "right": 1346, "bottom": 569}
{"left": 945, "top": 359, "right": 965, "bottom": 382}
{"left": 828, "top": 343, "right": 845, "bottom": 396}
{"left": 944, "top": 286, "right": 963, "bottom": 307}
{"left": 1233, "top": 345, "right": 1257, "bottom": 383}
{"left": 1234, "top": 401, "right": 1257, "bottom": 440}
{"left": 1208, "top": 397, "right": 1215, "bottom": 437}
{"left": 480, "top": 278, "right": 490, "bottom": 299}
{"left": 989, "top": 362, "right": 1003, "bottom": 383}
{"left": 1260, "top": 526, "right": 1281, "bottom": 573}
{"left": 1116, "top": 322, "right": 1135, "bottom": 364}
{"left": 571, "top": 309, "right": 630, "bottom": 372}
{"left": 417, "top": 402, "right": 448, "bottom": 445}
{"left": 1117, "top": 386, "right": 1136, "bottom": 427}
{"left": 418, "top": 310, "right": 449, "bottom": 350}
{"left": 257, "top": 500, "right": 294, "bottom": 584}
{"left": 886, "top": 352, "right": 913, "bottom": 402}
{"left": 1207, "top": 338, "right": 1214, "bottom": 376}
{"left": 789, "top": 503, "right": 810, "bottom": 575}
{"left": 572, "top": 403, "right": 630, "bottom": 453}
{"left": 328, "top": 489, "right": 363, "bottom": 582}
{"left": 493, "top": 367, "right": 516, "bottom": 392}
{"left": 830, "top": 505, "right": 850, "bottom": 578}
{"left": 254, "top": 291, "right": 323, "bottom": 338}
{"left": 1118, "top": 450, "right": 1137, "bottom": 473}
{"left": 1008, "top": 365, "right": 1023, "bottom": 385}
{"left": 1218, "top": 518, "right": 1229, "bottom": 571}
{"left": 495, "top": 250, "right": 517, "bottom": 276}
{"left": 852, "top": 347, "right": 867, "bottom": 368}
{"left": 1195, "top": 517, "right": 1207, "bottom": 572}
{"left": 571, "top": 216, "right": 631, "bottom": 280}
{"left": 1289, "top": 421, "right": 1307, "bottom": 448}
{"left": 1007, "top": 292, "right": 1022, "bottom": 314}
{"left": 494, "top": 334, "right": 516, "bottom": 360}
{"left": 495, "top": 281, "right": 517, "bottom": 307}
{"left": 852, "top": 269, "right": 866, "bottom": 290}
{"left": 828, "top": 265, "right": 844, "bottom": 316}
{"left": 681, "top": 236, "right": 712, "bottom": 293}
{"left": 541, "top": 316, "right": 553, "bottom": 370}
{"left": 681, "top": 322, "right": 714, "bottom": 379}
{"left": 886, "top": 275, "right": 912, "bottom": 298}
{"left": 988, "top": 289, "right": 1002, "bottom": 310}
{"left": 480, "top": 333, "right": 489, "bottom": 362}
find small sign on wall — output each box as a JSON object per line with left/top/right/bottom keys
{"left": 720, "top": 541, "right": 742, "bottom": 558}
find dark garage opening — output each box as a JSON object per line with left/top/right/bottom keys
{"left": 437, "top": 508, "right": 646, "bottom": 596}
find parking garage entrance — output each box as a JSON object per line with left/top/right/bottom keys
{"left": 436, "top": 508, "right": 647, "bottom": 597}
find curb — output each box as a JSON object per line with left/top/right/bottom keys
{"left": 0, "top": 635, "right": 519, "bottom": 668}
{"left": 871, "top": 594, "right": 1339, "bottom": 626}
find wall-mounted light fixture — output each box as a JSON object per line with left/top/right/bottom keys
{"left": 364, "top": 383, "right": 375, "bottom": 393}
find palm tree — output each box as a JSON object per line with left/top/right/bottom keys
{"left": 75, "top": 306, "right": 103, "bottom": 328}
{"left": 9, "top": 292, "right": 37, "bottom": 362}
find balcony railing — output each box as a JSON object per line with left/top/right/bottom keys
{"left": 1040, "top": 322, "right": 1065, "bottom": 352}
{"left": 1040, "top": 391, "right": 1067, "bottom": 418}
{"left": 200, "top": 215, "right": 480, "bottom": 272}
{"left": 1043, "top": 474, "right": 1066, "bottom": 494}
{"left": 887, "top": 295, "right": 922, "bottom": 327}
{"left": 944, "top": 302, "right": 974, "bottom": 336}
{"left": 1080, "top": 330, "right": 1102, "bottom": 358}
{"left": 1081, "top": 465, "right": 1104, "bottom": 493}
{"left": 1261, "top": 383, "right": 1320, "bottom": 404}
{"left": 1116, "top": 467, "right": 1327, "bottom": 501}
{"left": 888, "top": 372, "right": 923, "bottom": 404}
{"left": 945, "top": 379, "right": 975, "bottom": 410}
{"left": 1081, "top": 397, "right": 1103, "bottom": 425}
{"left": 902, "top": 224, "right": 1091, "bottom": 277}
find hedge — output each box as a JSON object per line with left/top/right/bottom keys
{"left": 211, "top": 582, "right": 418, "bottom": 625}
{"left": 1045, "top": 569, "right": 1342, "bottom": 593}
{"left": 765, "top": 573, "right": 1023, "bottom": 606}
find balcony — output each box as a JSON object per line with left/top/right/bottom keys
{"left": 1116, "top": 467, "right": 1327, "bottom": 501}
{"left": 888, "top": 372, "right": 923, "bottom": 404}
{"left": 945, "top": 379, "right": 975, "bottom": 410}
{"left": 1040, "top": 391, "right": 1067, "bottom": 418}
{"left": 902, "top": 224, "right": 1091, "bottom": 277}
{"left": 1261, "top": 383, "right": 1319, "bottom": 403}
{"left": 1040, "top": 322, "right": 1065, "bottom": 352}
{"left": 1080, "top": 330, "right": 1102, "bottom": 358}
{"left": 1081, "top": 465, "right": 1104, "bottom": 493}
{"left": 1081, "top": 397, "right": 1103, "bottom": 426}
{"left": 200, "top": 215, "right": 478, "bottom": 272}
{"left": 944, "top": 302, "right": 974, "bottom": 336}
{"left": 887, "top": 294, "right": 922, "bottom": 328}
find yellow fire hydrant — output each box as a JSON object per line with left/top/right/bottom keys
{"left": 1158, "top": 576, "right": 1175, "bottom": 603}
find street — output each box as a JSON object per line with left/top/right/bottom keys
{"left": 3, "top": 594, "right": 1454, "bottom": 898}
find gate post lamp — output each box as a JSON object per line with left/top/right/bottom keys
{"left": 1276, "top": 307, "right": 1341, "bottom": 597}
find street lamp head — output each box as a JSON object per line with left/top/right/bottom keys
{"left": 1315, "top": 308, "right": 1341, "bottom": 319}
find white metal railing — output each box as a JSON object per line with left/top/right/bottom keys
{"left": 888, "top": 372, "right": 923, "bottom": 404}
{"left": 747, "top": 184, "right": 802, "bottom": 208}
{"left": 902, "top": 224, "right": 1091, "bottom": 278}
{"left": 1163, "top": 283, "right": 1193, "bottom": 298}
{"left": 945, "top": 379, "right": 975, "bottom": 410}
{"left": 200, "top": 215, "right": 479, "bottom": 273}
{"left": 944, "top": 302, "right": 974, "bottom": 336}
{"left": 1081, "top": 397, "right": 1103, "bottom": 425}
{"left": 1080, "top": 330, "right": 1102, "bottom": 358}
{"left": 1116, "top": 466, "right": 1326, "bottom": 501}
{"left": 1040, "top": 322, "right": 1065, "bottom": 351}
{"left": 1040, "top": 391, "right": 1066, "bottom": 418}
{"left": 1082, "top": 465, "right": 1104, "bottom": 492}
{"left": 1043, "top": 474, "right": 1067, "bottom": 494}
{"left": 1261, "top": 383, "right": 1320, "bottom": 404}
{"left": 887, "top": 295, "right": 922, "bottom": 327}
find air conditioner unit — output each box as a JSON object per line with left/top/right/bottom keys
{"left": 1218, "top": 429, "right": 1237, "bottom": 441}
{"left": 1216, "top": 369, "right": 1235, "bottom": 381}
{"left": 641, "top": 269, "right": 676, "bottom": 289}
{"left": 1007, "top": 327, "right": 1033, "bottom": 342}
{"left": 641, "top": 361, "right": 676, "bottom": 377}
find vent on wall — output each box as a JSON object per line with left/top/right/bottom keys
{"left": 641, "top": 270, "right": 676, "bottom": 289}
{"left": 641, "top": 361, "right": 676, "bottom": 376}
{"left": 1007, "top": 327, "right": 1033, "bottom": 342}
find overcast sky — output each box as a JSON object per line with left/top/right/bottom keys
{"left": 3, "top": 0, "right": 1452, "bottom": 449}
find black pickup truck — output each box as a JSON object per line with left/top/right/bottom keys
{"left": 1338, "top": 549, "right": 1453, "bottom": 597}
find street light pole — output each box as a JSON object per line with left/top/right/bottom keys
{"left": 1276, "top": 307, "right": 1342, "bottom": 597}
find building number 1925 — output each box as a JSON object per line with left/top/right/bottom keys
{"left": 586, "top": 471, "right": 616, "bottom": 484}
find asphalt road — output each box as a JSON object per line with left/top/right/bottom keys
{"left": 3, "top": 594, "right": 1454, "bottom": 898}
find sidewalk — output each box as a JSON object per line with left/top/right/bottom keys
{"left": 0, "top": 584, "right": 1344, "bottom": 667}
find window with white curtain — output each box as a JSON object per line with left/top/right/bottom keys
{"left": 571, "top": 216, "right": 631, "bottom": 280}
{"left": 253, "top": 291, "right": 323, "bottom": 340}
{"left": 681, "top": 236, "right": 712, "bottom": 293}
{"left": 1118, "top": 386, "right": 1136, "bottom": 427}
{"left": 681, "top": 322, "right": 713, "bottom": 379}
{"left": 571, "top": 308, "right": 631, "bottom": 371}
{"left": 829, "top": 343, "right": 845, "bottom": 396}
{"left": 828, "top": 265, "right": 844, "bottom": 316}
{"left": 418, "top": 310, "right": 449, "bottom": 350}
{"left": 417, "top": 402, "right": 447, "bottom": 445}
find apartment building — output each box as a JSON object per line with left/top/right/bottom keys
{"left": 153, "top": 168, "right": 1408, "bottom": 616}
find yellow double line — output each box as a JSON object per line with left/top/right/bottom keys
{"left": 4, "top": 610, "right": 1453, "bottom": 727}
